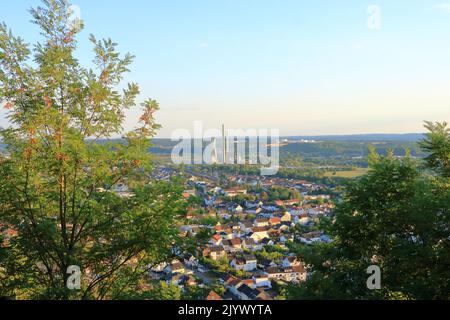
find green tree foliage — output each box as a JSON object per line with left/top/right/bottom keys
{"left": 195, "top": 228, "right": 213, "bottom": 243}
{"left": 287, "top": 122, "right": 450, "bottom": 300}
{"left": 254, "top": 247, "right": 284, "bottom": 263}
{"left": 187, "top": 195, "right": 203, "bottom": 206}
{"left": 0, "top": 0, "right": 186, "bottom": 299}
{"left": 267, "top": 186, "right": 302, "bottom": 202}
{"left": 419, "top": 121, "right": 450, "bottom": 177}
{"left": 183, "top": 283, "right": 225, "bottom": 300}
{"left": 200, "top": 257, "right": 231, "bottom": 273}
{"left": 147, "top": 281, "right": 182, "bottom": 300}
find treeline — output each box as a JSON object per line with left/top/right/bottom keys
{"left": 147, "top": 139, "right": 426, "bottom": 160}
{"left": 280, "top": 141, "right": 425, "bottom": 158}
{"left": 285, "top": 122, "right": 450, "bottom": 300}
{"left": 264, "top": 187, "right": 302, "bottom": 201}
{"left": 199, "top": 164, "right": 349, "bottom": 187}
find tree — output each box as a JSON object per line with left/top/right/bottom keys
{"left": 0, "top": 0, "right": 186, "bottom": 299}
{"left": 187, "top": 195, "right": 203, "bottom": 206}
{"left": 419, "top": 121, "right": 450, "bottom": 177}
{"left": 195, "top": 228, "right": 213, "bottom": 243}
{"left": 287, "top": 122, "right": 450, "bottom": 300}
{"left": 147, "top": 281, "right": 182, "bottom": 300}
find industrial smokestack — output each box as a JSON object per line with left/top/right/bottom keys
{"left": 222, "top": 124, "right": 227, "bottom": 164}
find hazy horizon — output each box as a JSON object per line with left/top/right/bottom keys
{"left": 150, "top": 131, "right": 426, "bottom": 140}
{"left": 1, "top": 0, "right": 450, "bottom": 137}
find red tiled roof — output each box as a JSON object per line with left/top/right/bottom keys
{"left": 230, "top": 238, "right": 242, "bottom": 246}
{"left": 211, "top": 234, "right": 221, "bottom": 241}
{"left": 229, "top": 279, "right": 241, "bottom": 287}
{"left": 241, "top": 279, "right": 254, "bottom": 286}
{"left": 292, "top": 265, "right": 306, "bottom": 273}
{"left": 269, "top": 217, "right": 281, "bottom": 224}
{"left": 252, "top": 227, "right": 268, "bottom": 233}
{"left": 206, "top": 291, "right": 222, "bottom": 300}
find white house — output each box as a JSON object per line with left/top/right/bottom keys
{"left": 281, "top": 212, "right": 292, "bottom": 222}
{"left": 253, "top": 218, "right": 269, "bottom": 227}
{"left": 209, "top": 234, "right": 223, "bottom": 246}
{"left": 164, "top": 261, "right": 188, "bottom": 275}
{"left": 242, "top": 254, "right": 257, "bottom": 271}
{"left": 253, "top": 273, "right": 272, "bottom": 288}
{"left": 151, "top": 262, "right": 167, "bottom": 272}
{"left": 249, "top": 228, "right": 269, "bottom": 242}
{"left": 239, "top": 221, "right": 253, "bottom": 233}
{"left": 282, "top": 256, "right": 302, "bottom": 268}
{"left": 230, "top": 254, "right": 257, "bottom": 271}
{"left": 266, "top": 266, "right": 307, "bottom": 283}
{"left": 184, "top": 255, "right": 199, "bottom": 268}
{"left": 242, "top": 238, "right": 263, "bottom": 251}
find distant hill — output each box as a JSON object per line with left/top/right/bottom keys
{"left": 1, "top": 133, "right": 426, "bottom": 159}
{"left": 283, "top": 133, "right": 424, "bottom": 142}
{"left": 280, "top": 141, "right": 425, "bottom": 158}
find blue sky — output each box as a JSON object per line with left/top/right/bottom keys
{"left": 1, "top": 0, "right": 450, "bottom": 137}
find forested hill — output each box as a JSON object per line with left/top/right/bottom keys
{"left": 146, "top": 134, "right": 426, "bottom": 158}
{"left": 0, "top": 133, "right": 427, "bottom": 158}
{"left": 285, "top": 133, "right": 424, "bottom": 142}
{"left": 279, "top": 141, "right": 425, "bottom": 158}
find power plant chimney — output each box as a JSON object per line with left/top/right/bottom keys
{"left": 222, "top": 124, "right": 227, "bottom": 164}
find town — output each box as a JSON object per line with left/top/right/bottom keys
{"left": 146, "top": 165, "right": 335, "bottom": 300}
{"left": 2, "top": 0, "right": 448, "bottom": 305}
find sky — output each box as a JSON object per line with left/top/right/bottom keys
{"left": 1, "top": 0, "right": 450, "bottom": 137}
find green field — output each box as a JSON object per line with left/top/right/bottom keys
{"left": 323, "top": 168, "right": 369, "bottom": 178}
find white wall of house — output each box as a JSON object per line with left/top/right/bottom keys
{"left": 254, "top": 278, "right": 271, "bottom": 288}
{"left": 243, "top": 261, "right": 257, "bottom": 271}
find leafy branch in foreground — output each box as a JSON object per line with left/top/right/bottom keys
{"left": 0, "top": 0, "right": 185, "bottom": 299}
{"left": 286, "top": 121, "right": 450, "bottom": 300}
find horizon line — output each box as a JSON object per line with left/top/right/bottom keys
{"left": 150, "top": 132, "right": 426, "bottom": 140}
